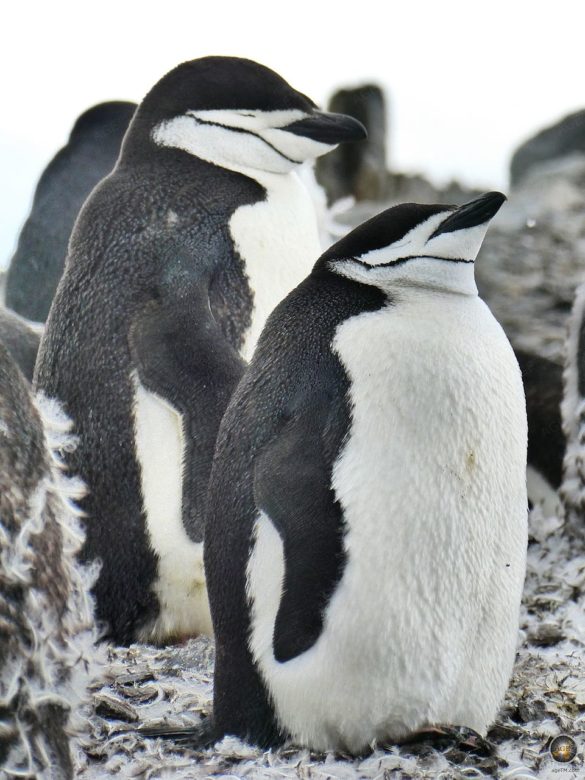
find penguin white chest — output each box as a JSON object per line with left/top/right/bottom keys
{"left": 131, "top": 376, "right": 212, "bottom": 642}
{"left": 248, "top": 292, "right": 527, "bottom": 752}
{"left": 230, "top": 171, "right": 322, "bottom": 360}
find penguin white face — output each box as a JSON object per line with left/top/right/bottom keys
{"left": 325, "top": 193, "right": 506, "bottom": 295}
{"left": 132, "top": 57, "right": 365, "bottom": 175}
{"left": 152, "top": 107, "right": 365, "bottom": 175}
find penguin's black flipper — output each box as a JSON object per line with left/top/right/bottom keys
{"left": 138, "top": 717, "right": 217, "bottom": 749}
{"left": 253, "top": 392, "right": 348, "bottom": 664}
{"left": 129, "top": 245, "right": 246, "bottom": 541}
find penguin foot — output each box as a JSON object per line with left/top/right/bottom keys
{"left": 138, "top": 715, "right": 217, "bottom": 749}
{"left": 398, "top": 725, "right": 493, "bottom": 757}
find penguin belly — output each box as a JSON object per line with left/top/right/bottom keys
{"left": 230, "top": 170, "right": 322, "bottom": 360}
{"left": 247, "top": 293, "right": 527, "bottom": 753}
{"left": 132, "top": 375, "right": 212, "bottom": 642}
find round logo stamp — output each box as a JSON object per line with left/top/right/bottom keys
{"left": 550, "top": 735, "right": 578, "bottom": 763}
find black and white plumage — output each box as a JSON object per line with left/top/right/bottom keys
{"left": 35, "top": 56, "right": 366, "bottom": 645}
{"left": 0, "top": 343, "right": 100, "bottom": 777}
{"left": 5, "top": 101, "right": 136, "bottom": 322}
{"left": 203, "top": 193, "right": 528, "bottom": 752}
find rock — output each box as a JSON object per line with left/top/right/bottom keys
{"left": 510, "top": 109, "right": 585, "bottom": 186}
{"left": 316, "top": 85, "right": 388, "bottom": 202}
{"left": 5, "top": 101, "right": 136, "bottom": 322}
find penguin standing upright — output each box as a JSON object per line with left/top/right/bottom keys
{"left": 35, "top": 56, "right": 366, "bottom": 645}
{"left": 203, "top": 193, "right": 528, "bottom": 751}
{"left": 6, "top": 101, "right": 136, "bottom": 322}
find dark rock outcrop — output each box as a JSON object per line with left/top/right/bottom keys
{"left": 510, "top": 108, "right": 585, "bottom": 186}
{"left": 316, "top": 85, "right": 388, "bottom": 202}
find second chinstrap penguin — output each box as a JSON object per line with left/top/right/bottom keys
{"left": 194, "top": 191, "right": 528, "bottom": 753}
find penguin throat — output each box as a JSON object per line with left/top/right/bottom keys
{"left": 332, "top": 256, "right": 479, "bottom": 297}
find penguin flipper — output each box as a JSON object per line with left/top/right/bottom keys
{"left": 253, "top": 394, "right": 347, "bottom": 664}
{"left": 129, "top": 268, "right": 246, "bottom": 539}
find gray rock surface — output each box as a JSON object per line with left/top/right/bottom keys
{"left": 75, "top": 507, "right": 584, "bottom": 779}
{"left": 316, "top": 85, "right": 388, "bottom": 203}
{"left": 510, "top": 108, "right": 585, "bottom": 186}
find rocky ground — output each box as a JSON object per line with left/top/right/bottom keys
{"left": 72, "top": 158, "right": 585, "bottom": 779}
{"left": 74, "top": 505, "right": 585, "bottom": 779}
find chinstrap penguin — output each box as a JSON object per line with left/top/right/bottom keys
{"left": 6, "top": 101, "right": 136, "bottom": 322}
{"left": 35, "top": 56, "right": 366, "bottom": 645}
{"left": 197, "top": 192, "right": 528, "bottom": 752}
{"left": 0, "top": 343, "right": 100, "bottom": 777}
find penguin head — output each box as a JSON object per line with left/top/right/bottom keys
{"left": 126, "top": 56, "right": 366, "bottom": 173}
{"left": 320, "top": 192, "right": 506, "bottom": 295}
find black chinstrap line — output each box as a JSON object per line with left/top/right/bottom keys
{"left": 188, "top": 114, "right": 301, "bottom": 165}
{"left": 348, "top": 254, "right": 474, "bottom": 269}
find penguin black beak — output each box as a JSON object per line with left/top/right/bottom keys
{"left": 430, "top": 191, "right": 506, "bottom": 238}
{"left": 283, "top": 110, "right": 367, "bottom": 144}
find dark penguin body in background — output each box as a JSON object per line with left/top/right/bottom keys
{"left": 35, "top": 56, "right": 365, "bottom": 644}
{"left": 0, "top": 305, "right": 42, "bottom": 381}
{"left": 515, "top": 350, "right": 564, "bottom": 513}
{"left": 0, "top": 343, "right": 99, "bottom": 777}
{"left": 204, "top": 194, "right": 527, "bottom": 752}
{"left": 5, "top": 101, "right": 136, "bottom": 322}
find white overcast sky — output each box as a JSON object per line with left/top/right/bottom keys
{"left": 2, "top": 0, "right": 585, "bottom": 266}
